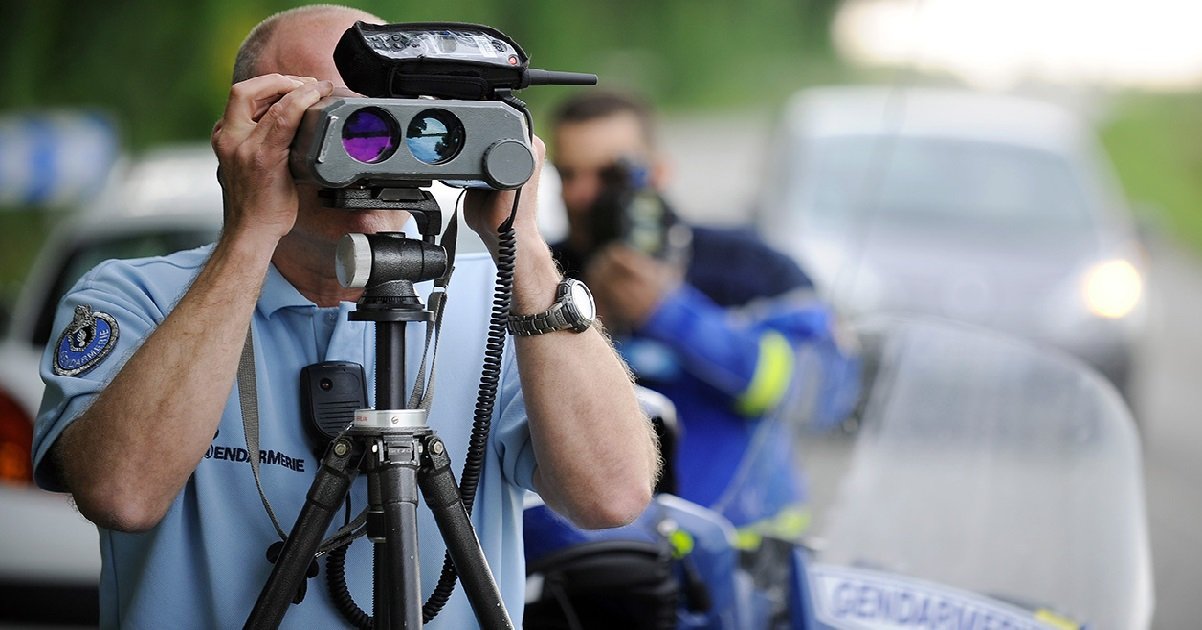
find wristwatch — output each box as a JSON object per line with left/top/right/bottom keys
{"left": 507, "top": 278, "right": 597, "bottom": 335}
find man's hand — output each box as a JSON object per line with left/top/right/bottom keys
{"left": 462, "top": 135, "right": 547, "bottom": 260}
{"left": 210, "top": 74, "right": 333, "bottom": 245}
{"left": 585, "top": 245, "right": 683, "bottom": 329}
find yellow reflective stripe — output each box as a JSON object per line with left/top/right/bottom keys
{"left": 735, "top": 331, "right": 794, "bottom": 416}
{"left": 732, "top": 505, "right": 812, "bottom": 551}
{"left": 668, "top": 529, "right": 695, "bottom": 559}
{"left": 734, "top": 529, "right": 763, "bottom": 552}
{"left": 1034, "top": 610, "right": 1082, "bottom": 630}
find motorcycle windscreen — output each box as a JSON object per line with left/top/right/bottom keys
{"left": 813, "top": 316, "right": 1152, "bottom": 630}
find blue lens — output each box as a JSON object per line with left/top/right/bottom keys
{"left": 405, "top": 110, "right": 465, "bottom": 165}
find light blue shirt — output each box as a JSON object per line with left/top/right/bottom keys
{"left": 33, "top": 244, "right": 537, "bottom": 629}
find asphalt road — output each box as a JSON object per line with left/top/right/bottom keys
{"left": 1133, "top": 239, "right": 1202, "bottom": 630}
{"left": 658, "top": 112, "right": 1202, "bottom": 628}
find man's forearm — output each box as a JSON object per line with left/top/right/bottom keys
{"left": 513, "top": 237, "right": 657, "bottom": 529}
{"left": 57, "top": 232, "right": 276, "bottom": 532}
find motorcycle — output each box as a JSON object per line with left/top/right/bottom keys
{"left": 523, "top": 316, "right": 1154, "bottom": 629}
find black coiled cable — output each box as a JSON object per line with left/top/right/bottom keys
{"left": 423, "top": 196, "right": 518, "bottom": 622}
{"left": 326, "top": 543, "right": 371, "bottom": 629}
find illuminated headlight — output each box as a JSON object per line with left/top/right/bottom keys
{"left": 1081, "top": 259, "right": 1143, "bottom": 319}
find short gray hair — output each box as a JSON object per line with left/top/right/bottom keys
{"left": 231, "top": 4, "right": 376, "bottom": 84}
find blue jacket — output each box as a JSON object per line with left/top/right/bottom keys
{"left": 554, "top": 226, "right": 858, "bottom": 538}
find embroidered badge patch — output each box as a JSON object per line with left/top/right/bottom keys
{"left": 53, "top": 304, "right": 120, "bottom": 377}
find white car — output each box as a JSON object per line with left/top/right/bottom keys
{"left": 754, "top": 86, "right": 1147, "bottom": 398}
{"left": 0, "top": 145, "right": 223, "bottom": 624}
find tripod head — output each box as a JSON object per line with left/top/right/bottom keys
{"left": 327, "top": 187, "right": 449, "bottom": 323}
{"left": 320, "top": 186, "right": 443, "bottom": 236}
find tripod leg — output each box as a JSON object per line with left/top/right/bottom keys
{"left": 418, "top": 436, "right": 514, "bottom": 630}
{"left": 366, "top": 435, "right": 423, "bottom": 629}
{"left": 246, "top": 438, "right": 361, "bottom": 629}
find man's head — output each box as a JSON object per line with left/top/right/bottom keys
{"left": 228, "top": 5, "right": 409, "bottom": 251}
{"left": 550, "top": 91, "right": 669, "bottom": 253}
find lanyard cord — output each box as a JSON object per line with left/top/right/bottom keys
{"left": 237, "top": 325, "right": 289, "bottom": 542}
{"left": 238, "top": 327, "right": 368, "bottom": 552}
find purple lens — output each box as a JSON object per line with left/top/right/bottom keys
{"left": 341, "top": 108, "right": 399, "bottom": 164}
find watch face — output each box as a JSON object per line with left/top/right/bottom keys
{"left": 568, "top": 280, "right": 596, "bottom": 320}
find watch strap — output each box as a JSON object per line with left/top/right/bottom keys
{"left": 507, "top": 305, "right": 571, "bottom": 336}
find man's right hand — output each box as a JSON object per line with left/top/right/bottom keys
{"left": 585, "top": 244, "right": 682, "bottom": 330}
{"left": 210, "top": 74, "right": 333, "bottom": 246}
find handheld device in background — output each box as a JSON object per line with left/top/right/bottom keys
{"left": 589, "top": 159, "right": 690, "bottom": 263}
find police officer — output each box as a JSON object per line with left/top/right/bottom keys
{"left": 549, "top": 90, "right": 858, "bottom": 548}
{"left": 32, "top": 6, "right": 656, "bottom": 627}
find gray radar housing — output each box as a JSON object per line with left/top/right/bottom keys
{"left": 292, "top": 98, "right": 535, "bottom": 190}
{"left": 289, "top": 21, "right": 596, "bottom": 192}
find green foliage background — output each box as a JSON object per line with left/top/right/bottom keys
{"left": 2, "top": 0, "right": 1201, "bottom": 307}
{"left": 1098, "top": 93, "right": 1202, "bottom": 254}
{"left": 0, "top": 0, "right": 842, "bottom": 305}
{"left": 0, "top": 0, "right": 842, "bottom": 149}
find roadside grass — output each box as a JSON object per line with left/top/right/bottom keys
{"left": 1098, "top": 91, "right": 1202, "bottom": 253}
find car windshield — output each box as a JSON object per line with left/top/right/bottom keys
{"left": 32, "top": 228, "right": 216, "bottom": 346}
{"left": 813, "top": 317, "right": 1152, "bottom": 629}
{"left": 796, "top": 136, "right": 1093, "bottom": 234}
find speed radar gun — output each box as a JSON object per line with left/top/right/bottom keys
{"left": 245, "top": 22, "right": 595, "bottom": 629}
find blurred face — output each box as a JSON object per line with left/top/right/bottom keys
{"left": 552, "top": 112, "right": 658, "bottom": 252}
{"left": 262, "top": 9, "right": 406, "bottom": 246}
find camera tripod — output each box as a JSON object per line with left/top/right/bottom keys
{"left": 245, "top": 188, "right": 514, "bottom": 629}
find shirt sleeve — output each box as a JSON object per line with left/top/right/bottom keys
{"left": 490, "top": 338, "right": 537, "bottom": 492}
{"left": 636, "top": 283, "right": 836, "bottom": 416}
{"left": 32, "top": 261, "right": 168, "bottom": 492}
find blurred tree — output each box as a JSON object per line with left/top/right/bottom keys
{"left": 0, "top": 0, "right": 849, "bottom": 297}
{"left": 800, "top": 0, "right": 842, "bottom": 57}
{"left": 0, "top": 0, "right": 847, "bottom": 147}
{"left": 1100, "top": 93, "right": 1202, "bottom": 252}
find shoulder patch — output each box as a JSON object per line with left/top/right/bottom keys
{"left": 53, "top": 304, "right": 120, "bottom": 377}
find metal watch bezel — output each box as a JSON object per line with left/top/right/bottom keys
{"left": 556, "top": 277, "right": 596, "bottom": 333}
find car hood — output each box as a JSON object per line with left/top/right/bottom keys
{"left": 797, "top": 222, "right": 1111, "bottom": 333}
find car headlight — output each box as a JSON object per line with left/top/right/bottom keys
{"left": 1081, "top": 259, "right": 1143, "bottom": 319}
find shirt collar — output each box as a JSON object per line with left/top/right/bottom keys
{"left": 257, "top": 262, "right": 319, "bottom": 316}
